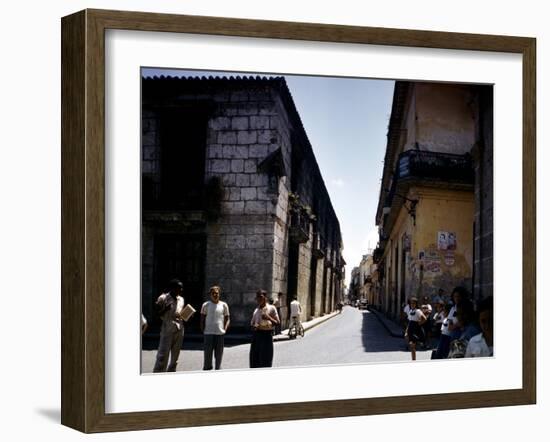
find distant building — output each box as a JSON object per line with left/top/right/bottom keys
{"left": 141, "top": 75, "right": 345, "bottom": 330}
{"left": 349, "top": 266, "right": 360, "bottom": 304}
{"left": 349, "top": 254, "right": 377, "bottom": 305}
{"left": 374, "top": 81, "right": 493, "bottom": 319}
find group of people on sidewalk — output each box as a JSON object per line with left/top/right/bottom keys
{"left": 144, "top": 280, "right": 305, "bottom": 373}
{"left": 403, "top": 286, "right": 494, "bottom": 361}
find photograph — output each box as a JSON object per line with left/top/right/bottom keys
{"left": 139, "top": 68, "right": 494, "bottom": 373}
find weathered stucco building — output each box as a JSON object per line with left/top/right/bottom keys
{"left": 374, "top": 81, "right": 493, "bottom": 319}
{"left": 348, "top": 254, "right": 376, "bottom": 305}
{"left": 141, "top": 75, "right": 345, "bottom": 330}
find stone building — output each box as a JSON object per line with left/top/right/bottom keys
{"left": 141, "top": 75, "right": 345, "bottom": 331}
{"left": 374, "top": 81, "right": 493, "bottom": 319}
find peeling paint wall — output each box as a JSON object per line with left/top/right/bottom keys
{"left": 402, "top": 83, "right": 477, "bottom": 155}
{"left": 383, "top": 187, "right": 474, "bottom": 317}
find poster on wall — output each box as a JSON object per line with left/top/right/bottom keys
{"left": 444, "top": 251, "right": 455, "bottom": 266}
{"left": 437, "top": 231, "right": 448, "bottom": 250}
{"left": 437, "top": 231, "right": 457, "bottom": 250}
{"left": 447, "top": 232, "right": 457, "bottom": 250}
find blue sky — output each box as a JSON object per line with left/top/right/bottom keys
{"left": 143, "top": 68, "right": 395, "bottom": 286}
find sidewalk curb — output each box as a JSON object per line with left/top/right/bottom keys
{"left": 273, "top": 310, "right": 341, "bottom": 342}
{"left": 143, "top": 311, "right": 343, "bottom": 344}
{"left": 368, "top": 308, "right": 404, "bottom": 338}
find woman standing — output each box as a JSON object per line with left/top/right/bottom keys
{"left": 249, "top": 289, "right": 280, "bottom": 368}
{"left": 405, "top": 297, "right": 427, "bottom": 361}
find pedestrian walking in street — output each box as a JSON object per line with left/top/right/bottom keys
{"left": 200, "top": 285, "right": 230, "bottom": 370}
{"left": 153, "top": 279, "right": 189, "bottom": 373}
{"left": 250, "top": 289, "right": 280, "bottom": 368}
{"left": 289, "top": 295, "right": 302, "bottom": 332}
{"left": 405, "top": 297, "right": 427, "bottom": 361}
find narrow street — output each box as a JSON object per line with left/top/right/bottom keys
{"left": 141, "top": 306, "right": 431, "bottom": 373}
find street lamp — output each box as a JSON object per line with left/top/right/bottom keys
{"left": 384, "top": 188, "right": 419, "bottom": 226}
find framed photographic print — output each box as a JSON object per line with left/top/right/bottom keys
{"left": 61, "top": 9, "right": 536, "bottom": 433}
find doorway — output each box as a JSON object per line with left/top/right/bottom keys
{"left": 152, "top": 234, "right": 206, "bottom": 331}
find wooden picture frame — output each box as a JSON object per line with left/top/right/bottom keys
{"left": 61, "top": 8, "right": 536, "bottom": 433}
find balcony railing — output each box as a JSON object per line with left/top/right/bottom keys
{"left": 397, "top": 150, "right": 474, "bottom": 183}
{"left": 384, "top": 150, "right": 474, "bottom": 209}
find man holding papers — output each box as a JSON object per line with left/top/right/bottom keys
{"left": 153, "top": 279, "right": 194, "bottom": 372}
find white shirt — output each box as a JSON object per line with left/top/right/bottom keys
{"left": 421, "top": 303, "right": 433, "bottom": 318}
{"left": 433, "top": 310, "right": 446, "bottom": 325}
{"left": 403, "top": 305, "right": 411, "bottom": 316}
{"left": 156, "top": 293, "right": 185, "bottom": 332}
{"left": 408, "top": 308, "right": 424, "bottom": 322}
{"left": 290, "top": 300, "right": 302, "bottom": 317}
{"left": 441, "top": 305, "right": 457, "bottom": 336}
{"left": 251, "top": 304, "right": 279, "bottom": 330}
{"left": 465, "top": 333, "right": 493, "bottom": 357}
{"left": 201, "top": 300, "right": 229, "bottom": 335}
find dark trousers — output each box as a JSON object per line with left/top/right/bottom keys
{"left": 203, "top": 334, "right": 225, "bottom": 370}
{"left": 249, "top": 330, "right": 274, "bottom": 368}
{"left": 434, "top": 334, "right": 452, "bottom": 359}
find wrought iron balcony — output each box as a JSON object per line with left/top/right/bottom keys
{"left": 384, "top": 150, "right": 473, "bottom": 209}
{"left": 397, "top": 150, "right": 474, "bottom": 183}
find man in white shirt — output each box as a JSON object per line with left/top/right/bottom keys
{"left": 289, "top": 296, "right": 302, "bottom": 331}
{"left": 200, "top": 286, "right": 230, "bottom": 370}
{"left": 153, "top": 279, "right": 187, "bottom": 372}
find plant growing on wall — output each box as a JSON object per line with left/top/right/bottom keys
{"left": 288, "top": 192, "right": 317, "bottom": 221}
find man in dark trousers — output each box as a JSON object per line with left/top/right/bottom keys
{"left": 200, "top": 285, "right": 230, "bottom": 370}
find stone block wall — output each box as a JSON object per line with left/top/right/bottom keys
{"left": 313, "top": 256, "right": 326, "bottom": 316}
{"left": 141, "top": 76, "right": 345, "bottom": 329}
{"left": 295, "top": 225, "right": 314, "bottom": 318}
{"left": 472, "top": 86, "right": 494, "bottom": 302}
{"left": 203, "top": 84, "right": 288, "bottom": 327}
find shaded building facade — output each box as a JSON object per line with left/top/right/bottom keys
{"left": 374, "top": 81, "right": 493, "bottom": 319}
{"left": 141, "top": 75, "right": 345, "bottom": 330}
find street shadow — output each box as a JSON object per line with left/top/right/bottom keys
{"left": 142, "top": 334, "right": 251, "bottom": 351}
{"left": 361, "top": 310, "right": 408, "bottom": 353}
